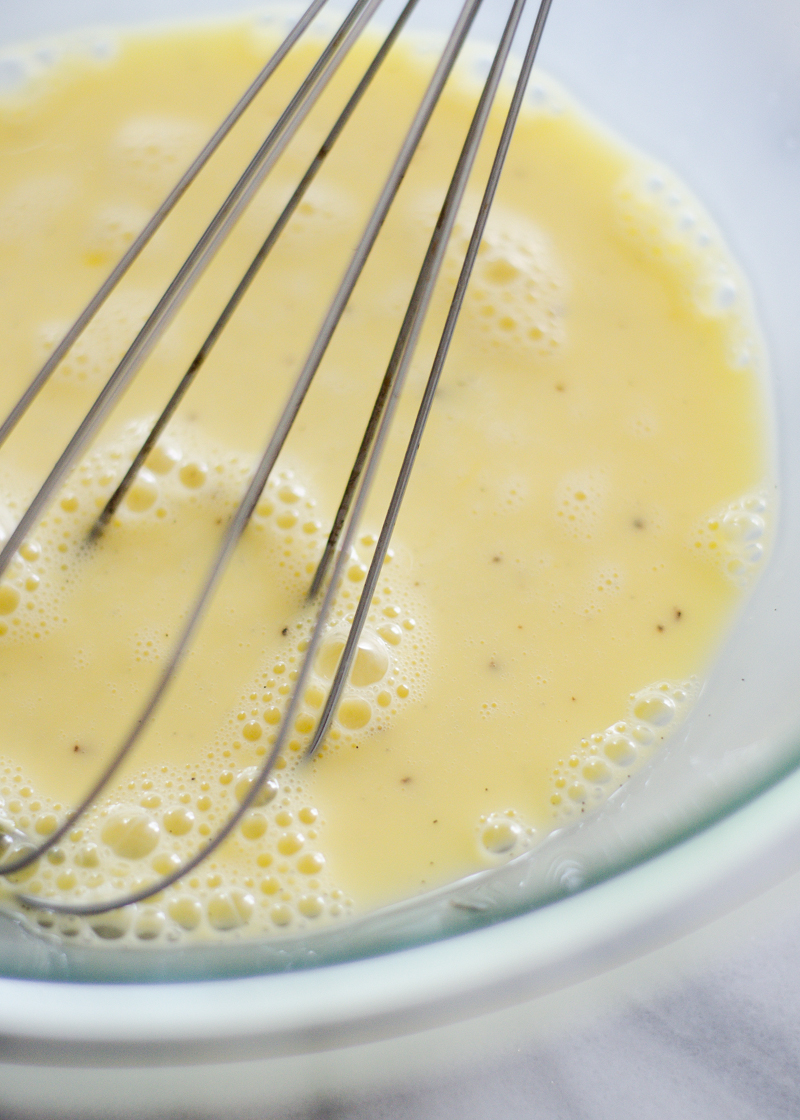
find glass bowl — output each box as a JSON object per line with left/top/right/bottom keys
{"left": 0, "top": 0, "right": 798, "bottom": 1114}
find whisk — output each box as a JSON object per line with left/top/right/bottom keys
{"left": 0, "top": 0, "right": 553, "bottom": 918}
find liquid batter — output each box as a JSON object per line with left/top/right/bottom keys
{"left": 0, "top": 18, "right": 770, "bottom": 943}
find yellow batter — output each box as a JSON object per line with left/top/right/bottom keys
{"left": 0, "top": 19, "right": 770, "bottom": 943}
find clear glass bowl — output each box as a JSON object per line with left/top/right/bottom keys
{"left": 0, "top": 0, "right": 798, "bottom": 1110}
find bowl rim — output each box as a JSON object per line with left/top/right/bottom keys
{"left": 2, "top": 748, "right": 800, "bottom": 1066}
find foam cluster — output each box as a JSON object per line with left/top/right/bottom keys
{"left": 554, "top": 468, "right": 608, "bottom": 542}
{"left": 406, "top": 192, "right": 568, "bottom": 358}
{"left": 476, "top": 809, "right": 534, "bottom": 860}
{"left": 689, "top": 490, "right": 770, "bottom": 588}
{"left": 548, "top": 678, "right": 697, "bottom": 817}
{"left": 0, "top": 423, "right": 430, "bottom": 945}
{"left": 36, "top": 288, "right": 157, "bottom": 387}
{"left": 85, "top": 201, "right": 153, "bottom": 260}
{"left": 444, "top": 205, "right": 567, "bottom": 357}
{"left": 113, "top": 115, "right": 209, "bottom": 194}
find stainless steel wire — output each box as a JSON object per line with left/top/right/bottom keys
{"left": 0, "top": 0, "right": 553, "bottom": 916}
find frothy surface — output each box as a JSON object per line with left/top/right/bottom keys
{"left": 0, "top": 19, "right": 772, "bottom": 942}
{"left": 0, "top": 422, "right": 430, "bottom": 942}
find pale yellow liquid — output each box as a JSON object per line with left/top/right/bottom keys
{"left": 0, "top": 21, "right": 770, "bottom": 942}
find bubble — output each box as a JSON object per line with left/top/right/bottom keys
{"left": 207, "top": 889, "right": 254, "bottom": 931}
{"left": 152, "top": 851, "right": 181, "bottom": 876}
{"left": 337, "top": 698, "right": 371, "bottom": 730}
{"left": 75, "top": 843, "right": 100, "bottom": 868}
{"left": 277, "top": 831, "right": 305, "bottom": 856}
{"left": 278, "top": 481, "right": 305, "bottom": 504}
{"left": 125, "top": 469, "right": 159, "bottom": 513}
{"left": 0, "top": 585, "right": 20, "bottom": 615}
{"left": 178, "top": 462, "right": 207, "bottom": 490}
{"left": 297, "top": 851, "right": 325, "bottom": 875}
{"left": 270, "top": 902, "right": 293, "bottom": 926}
{"left": 90, "top": 909, "right": 131, "bottom": 940}
{"left": 101, "top": 810, "right": 160, "bottom": 860}
{"left": 169, "top": 897, "right": 202, "bottom": 931}
{"left": 298, "top": 894, "right": 324, "bottom": 919}
{"left": 690, "top": 491, "right": 769, "bottom": 587}
{"left": 241, "top": 812, "right": 267, "bottom": 840}
{"left": 378, "top": 622, "right": 402, "bottom": 646}
{"left": 163, "top": 807, "right": 194, "bottom": 836}
{"left": 581, "top": 759, "right": 612, "bottom": 783}
{"left": 480, "top": 816, "right": 523, "bottom": 855}
{"left": 276, "top": 509, "right": 297, "bottom": 529}
{"left": 134, "top": 908, "right": 166, "bottom": 941}
{"left": 234, "top": 768, "right": 279, "bottom": 808}
{"left": 145, "top": 444, "right": 181, "bottom": 475}
{"left": 555, "top": 470, "right": 607, "bottom": 541}
{"left": 55, "top": 869, "right": 77, "bottom": 891}
{"left": 34, "top": 813, "right": 58, "bottom": 835}
{"left": 603, "top": 734, "right": 638, "bottom": 767}
{"left": 632, "top": 694, "right": 675, "bottom": 726}
{"left": 349, "top": 631, "right": 390, "bottom": 686}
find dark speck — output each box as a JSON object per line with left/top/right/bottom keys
{"left": 633, "top": 518, "right": 645, "bottom": 530}
{"left": 492, "top": 555, "right": 503, "bottom": 563}
{"left": 674, "top": 608, "right": 682, "bottom": 620}
{"left": 401, "top": 776, "right": 412, "bottom": 784}
{"left": 281, "top": 627, "right": 289, "bottom": 637}
{"left": 657, "top": 624, "right": 665, "bottom": 632}
{"left": 72, "top": 743, "right": 82, "bottom": 753}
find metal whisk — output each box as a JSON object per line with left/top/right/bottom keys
{"left": 0, "top": 0, "right": 553, "bottom": 918}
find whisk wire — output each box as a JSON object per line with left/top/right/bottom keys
{"left": 0, "top": 0, "right": 385, "bottom": 584}
{"left": 1, "top": 0, "right": 396, "bottom": 880}
{"left": 5, "top": 0, "right": 485, "bottom": 897}
{"left": 3, "top": 0, "right": 554, "bottom": 917}
{"left": 0, "top": 0, "right": 332, "bottom": 456}
{"left": 307, "top": 0, "right": 554, "bottom": 756}
{"left": 94, "top": 0, "right": 422, "bottom": 536}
